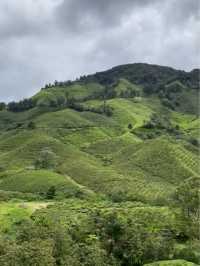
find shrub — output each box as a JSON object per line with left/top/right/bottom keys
{"left": 27, "top": 121, "right": 36, "bottom": 130}
{"left": 46, "top": 186, "right": 56, "bottom": 199}
{"left": 0, "top": 102, "right": 6, "bottom": 111}
{"left": 174, "top": 245, "right": 200, "bottom": 264}
{"left": 34, "top": 149, "right": 58, "bottom": 170}
{"left": 189, "top": 138, "right": 199, "bottom": 147}
{"left": 128, "top": 123, "right": 133, "bottom": 130}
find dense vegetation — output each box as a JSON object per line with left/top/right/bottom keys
{"left": 0, "top": 63, "right": 199, "bottom": 265}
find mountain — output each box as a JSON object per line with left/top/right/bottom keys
{"left": 0, "top": 63, "right": 199, "bottom": 265}
{"left": 80, "top": 63, "right": 199, "bottom": 90}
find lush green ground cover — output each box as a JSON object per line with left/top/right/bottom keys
{"left": 144, "top": 259, "right": 198, "bottom": 265}
{"left": 0, "top": 63, "right": 199, "bottom": 265}
{"left": 0, "top": 201, "right": 50, "bottom": 235}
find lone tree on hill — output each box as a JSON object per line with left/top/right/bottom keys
{"left": 128, "top": 123, "right": 133, "bottom": 130}
{"left": 46, "top": 186, "right": 56, "bottom": 199}
{"left": 27, "top": 121, "right": 36, "bottom": 130}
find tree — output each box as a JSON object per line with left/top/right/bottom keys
{"left": 174, "top": 176, "right": 200, "bottom": 241}
{"left": 27, "top": 121, "right": 36, "bottom": 130}
{"left": 7, "top": 98, "right": 35, "bottom": 112}
{"left": 128, "top": 123, "right": 133, "bottom": 130}
{"left": 46, "top": 186, "right": 56, "bottom": 199}
{"left": 189, "top": 138, "right": 199, "bottom": 147}
{"left": 0, "top": 102, "right": 6, "bottom": 111}
{"left": 175, "top": 176, "right": 200, "bottom": 220}
{"left": 103, "top": 105, "right": 113, "bottom": 117}
{"left": 67, "top": 97, "right": 76, "bottom": 108}
{"left": 57, "top": 96, "right": 66, "bottom": 107}
{"left": 93, "top": 210, "right": 174, "bottom": 265}
{"left": 0, "top": 239, "right": 55, "bottom": 266}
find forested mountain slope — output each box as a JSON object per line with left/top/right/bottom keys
{"left": 0, "top": 63, "right": 199, "bottom": 265}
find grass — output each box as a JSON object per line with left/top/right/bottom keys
{"left": 82, "top": 136, "right": 199, "bottom": 202}
{"left": 0, "top": 94, "right": 198, "bottom": 204}
{"left": 114, "top": 78, "right": 142, "bottom": 96}
{"left": 0, "top": 201, "right": 50, "bottom": 235}
{"left": 144, "top": 260, "right": 198, "bottom": 266}
{"left": 0, "top": 169, "right": 95, "bottom": 199}
{"left": 113, "top": 137, "right": 199, "bottom": 182}
{"left": 33, "top": 82, "right": 104, "bottom": 105}
{"left": 84, "top": 97, "right": 154, "bottom": 129}
{"left": 170, "top": 111, "right": 200, "bottom": 138}
{"left": 0, "top": 79, "right": 198, "bottom": 203}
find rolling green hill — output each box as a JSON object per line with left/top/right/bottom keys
{"left": 0, "top": 63, "right": 199, "bottom": 265}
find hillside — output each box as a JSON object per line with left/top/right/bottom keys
{"left": 0, "top": 63, "right": 199, "bottom": 265}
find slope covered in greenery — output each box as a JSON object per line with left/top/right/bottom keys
{"left": 0, "top": 63, "right": 199, "bottom": 265}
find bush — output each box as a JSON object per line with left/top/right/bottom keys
{"left": 27, "top": 121, "right": 36, "bottom": 130}
{"left": 7, "top": 98, "right": 35, "bottom": 112}
{"left": 46, "top": 186, "right": 56, "bottom": 199}
{"left": 0, "top": 102, "right": 6, "bottom": 111}
{"left": 128, "top": 123, "right": 133, "bottom": 130}
{"left": 189, "top": 138, "right": 199, "bottom": 147}
{"left": 161, "top": 98, "right": 175, "bottom": 110}
{"left": 103, "top": 105, "right": 113, "bottom": 116}
{"left": 34, "top": 149, "right": 58, "bottom": 170}
{"left": 174, "top": 245, "right": 200, "bottom": 264}
{"left": 143, "top": 114, "right": 171, "bottom": 130}
{"left": 174, "top": 176, "right": 200, "bottom": 220}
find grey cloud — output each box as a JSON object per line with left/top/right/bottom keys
{"left": 166, "top": 0, "right": 199, "bottom": 23}
{"left": 0, "top": 0, "right": 198, "bottom": 102}
{"left": 55, "top": 0, "right": 199, "bottom": 34}
{"left": 156, "top": 0, "right": 199, "bottom": 38}
{"left": 0, "top": 0, "right": 57, "bottom": 39}
{"left": 55, "top": 0, "right": 159, "bottom": 33}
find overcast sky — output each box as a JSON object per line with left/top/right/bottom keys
{"left": 0, "top": 0, "right": 199, "bottom": 102}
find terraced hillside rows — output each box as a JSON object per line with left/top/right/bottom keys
{"left": 0, "top": 64, "right": 199, "bottom": 203}
{"left": 0, "top": 63, "right": 199, "bottom": 265}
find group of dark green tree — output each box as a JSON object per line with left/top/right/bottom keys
{"left": 0, "top": 175, "right": 199, "bottom": 266}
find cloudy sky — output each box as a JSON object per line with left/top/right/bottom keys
{"left": 0, "top": 0, "right": 199, "bottom": 102}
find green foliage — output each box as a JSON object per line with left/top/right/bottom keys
{"left": 174, "top": 176, "right": 200, "bottom": 220}
{"left": 0, "top": 103, "right": 6, "bottom": 111}
{"left": 80, "top": 63, "right": 199, "bottom": 91}
{"left": 7, "top": 98, "right": 35, "bottom": 112}
{"left": 159, "top": 81, "right": 199, "bottom": 115}
{"left": 0, "top": 170, "right": 87, "bottom": 198}
{"left": 27, "top": 121, "right": 36, "bottom": 130}
{"left": 189, "top": 138, "right": 200, "bottom": 147}
{"left": 173, "top": 243, "right": 200, "bottom": 265}
{"left": 0, "top": 197, "right": 198, "bottom": 265}
{"left": 0, "top": 202, "right": 48, "bottom": 235}
{"left": 143, "top": 113, "right": 172, "bottom": 130}
{"left": 34, "top": 148, "right": 58, "bottom": 170}
{"left": 0, "top": 239, "right": 55, "bottom": 266}
{"left": 46, "top": 186, "right": 56, "bottom": 199}
{"left": 92, "top": 209, "right": 174, "bottom": 265}
{"left": 128, "top": 123, "right": 133, "bottom": 130}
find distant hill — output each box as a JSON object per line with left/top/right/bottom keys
{"left": 79, "top": 63, "right": 199, "bottom": 90}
